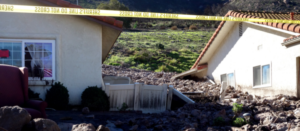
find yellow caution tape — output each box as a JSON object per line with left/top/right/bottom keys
{"left": 1, "top": 4, "right": 300, "bottom": 24}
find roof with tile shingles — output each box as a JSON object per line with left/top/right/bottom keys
{"left": 191, "top": 11, "right": 300, "bottom": 69}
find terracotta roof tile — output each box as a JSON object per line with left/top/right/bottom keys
{"left": 47, "top": 0, "right": 58, "bottom": 4}
{"left": 69, "top": 4, "right": 82, "bottom": 8}
{"left": 283, "top": 23, "right": 291, "bottom": 31}
{"left": 44, "top": 0, "right": 123, "bottom": 29}
{"left": 272, "top": 23, "right": 278, "bottom": 28}
{"left": 295, "top": 26, "right": 300, "bottom": 33}
{"left": 277, "top": 23, "right": 284, "bottom": 29}
{"left": 191, "top": 11, "right": 300, "bottom": 69}
{"left": 114, "top": 20, "right": 123, "bottom": 28}
{"left": 288, "top": 24, "right": 297, "bottom": 32}
{"left": 103, "top": 17, "right": 116, "bottom": 25}
{"left": 57, "top": 0, "right": 70, "bottom": 7}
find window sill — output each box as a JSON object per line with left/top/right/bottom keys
{"left": 253, "top": 84, "right": 271, "bottom": 88}
{"left": 28, "top": 80, "right": 53, "bottom": 86}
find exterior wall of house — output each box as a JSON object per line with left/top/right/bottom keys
{"left": 207, "top": 22, "right": 300, "bottom": 97}
{"left": 0, "top": 0, "right": 104, "bottom": 105}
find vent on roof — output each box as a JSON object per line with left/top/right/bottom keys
{"left": 239, "top": 22, "right": 243, "bottom": 37}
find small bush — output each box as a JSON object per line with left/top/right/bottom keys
{"left": 213, "top": 117, "right": 225, "bottom": 126}
{"left": 170, "top": 26, "right": 177, "bottom": 30}
{"left": 233, "top": 117, "right": 246, "bottom": 127}
{"left": 170, "top": 59, "right": 177, "bottom": 64}
{"left": 156, "top": 43, "right": 165, "bottom": 50}
{"left": 189, "top": 25, "right": 197, "bottom": 30}
{"left": 133, "top": 21, "right": 138, "bottom": 29}
{"left": 45, "top": 82, "right": 69, "bottom": 110}
{"left": 81, "top": 86, "right": 109, "bottom": 111}
{"left": 232, "top": 103, "right": 243, "bottom": 114}
{"left": 28, "top": 88, "right": 40, "bottom": 100}
{"left": 117, "top": 103, "right": 129, "bottom": 111}
{"left": 159, "top": 26, "right": 166, "bottom": 29}
{"left": 155, "top": 65, "right": 169, "bottom": 72}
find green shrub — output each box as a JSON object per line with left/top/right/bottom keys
{"left": 28, "top": 88, "right": 40, "bottom": 100}
{"left": 170, "top": 59, "right": 177, "bottom": 64}
{"left": 45, "top": 82, "right": 69, "bottom": 110}
{"left": 81, "top": 86, "right": 109, "bottom": 111}
{"left": 155, "top": 65, "right": 169, "bottom": 72}
{"left": 110, "top": 63, "right": 121, "bottom": 66}
{"left": 117, "top": 103, "right": 129, "bottom": 111}
{"left": 232, "top": 103, "right": 243, "bottom": 114}
{"left": 213, "top": 117, "right": 225, "bottom": 126}
{"left": 233, "top": 117, "right": 246, "bottom": 127}
{"left": 133, "top": 21, "right": 138, "bottom": 29}
{"left": 155, "top": 43, "right": 164, "bottom": 50}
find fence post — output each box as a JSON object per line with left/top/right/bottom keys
{"left": 167, "top": 85, "right": 174, "bottom": 110}
{"left": 161, "top": 84, "right": 168, "bottom": 112}
{"left": 105, "top": 83, "right": 110, "bottom": 97}
{"left": 134, "top": 82, "right": 141, "bottom": 111}
{"left": 220, "top": 82, "right": 227, "bottom": 103}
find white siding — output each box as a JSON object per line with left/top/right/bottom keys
{"left": 207, "top": 22, "right": 300, "bottom": 97}
{"left": 0, "top": 0, "right": 103, "bottom": 104}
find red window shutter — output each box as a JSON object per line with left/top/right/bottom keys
{"left": 0, "top": 50, "right": 9, "bottom": 58}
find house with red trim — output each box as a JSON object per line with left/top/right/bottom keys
{"left": 0, "top": 0, "right": 123, "bottom": 104}
{"left": 172, "top": 11, "right": 300, "bottom": 98}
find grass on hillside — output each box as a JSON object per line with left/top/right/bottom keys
{"left": 104, "top": 29, "right": 214, "bottom": 73}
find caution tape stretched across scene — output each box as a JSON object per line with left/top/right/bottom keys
{"left": 1, "top": 4, "right": 300, "bottom": 24}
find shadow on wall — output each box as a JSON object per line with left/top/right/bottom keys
{"left": 208, "top": 23, "right": 241, "bottom": 81}
{"left": 208, "top": 22, "right": 291, "bottom": 84}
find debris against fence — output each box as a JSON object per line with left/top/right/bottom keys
{"left": 102, "top": 65, "right": 222, "bottom": 102}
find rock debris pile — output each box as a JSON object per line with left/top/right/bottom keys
{"left": 102, "top": 65, "right": 300, "bottom": 131}
{"left": 104, "top": 94, "right": 300, "bottom": 131}
{"left": 102, "top": 65, "right": 220, "bottom": 96}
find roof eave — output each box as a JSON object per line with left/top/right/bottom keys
{"left": 282, "top": 37, "right": 300, "bottom": 46}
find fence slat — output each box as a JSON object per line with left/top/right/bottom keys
{"left": 134, "top": 83, "right": 141, "bottom": 111}
{"left": 161, "top": 84, "right": 168, "bottom": 112}
{"left": 107, "top": 82, "right": 174, "bottom": 113}
{"left": 105, "top": 83, "right": 110, "bottom": 97}
{"left": 219, "top": 82, "right": 227, "bottom": 102}
{"left": 167, "top": 85, "right": 174, "bottom": 110}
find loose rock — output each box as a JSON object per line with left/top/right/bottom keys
{"left": 33, "top": 118, "right": 61, "bottom": 131}
{"left": 0, "top": 106, "right": 31, "bottom": 131}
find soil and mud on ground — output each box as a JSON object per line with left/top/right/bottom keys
{"left": 101, "top": 65, "right": 300, "bottom": 131}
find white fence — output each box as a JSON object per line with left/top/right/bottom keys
{"left": 105, "top": 83, "right": 170, "bottom": 113}
{"left": 105, "top": 82, "right": 195, "bottom": 113}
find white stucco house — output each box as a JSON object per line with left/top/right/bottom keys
{"left": 0, "top": 0, "right": 123, "bottom": 105}
{"left": 173, "top": 11, "right": 300, "bottom": 98}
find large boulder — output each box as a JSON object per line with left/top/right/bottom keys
{"left": 33, "top": 118, "right": 61, "bottom": 131}
{"left": 72, "top": 123, "right": 96, "bottom": 131}
{"left": 0, "top": 106, "right": 31, "bottom": 131}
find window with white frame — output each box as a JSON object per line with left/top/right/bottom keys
{"left": 253, "top": 63, "right": 271, "bottom": 87}
{"left": 220, "top": 72, "right": 235, "bottom": 87}
{"left": 0, "top": 39, "right": 55, "bottom": 80}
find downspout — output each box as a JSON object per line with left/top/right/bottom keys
{"left": 101, "top": 74, "right": 106, "bottom": 90}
